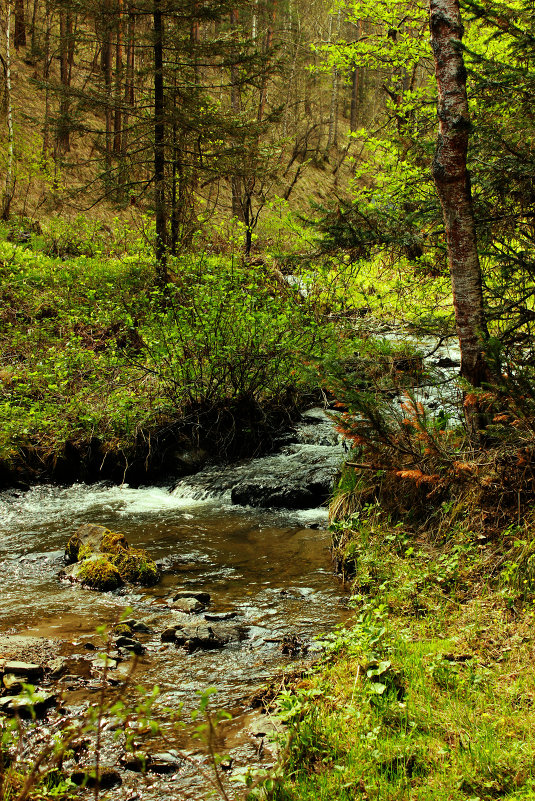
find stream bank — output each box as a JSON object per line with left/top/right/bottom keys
{"left": 0, "top": 393, "right": 311, "bottom": 490}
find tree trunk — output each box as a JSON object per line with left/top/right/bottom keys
{"left": 57, "top": 10, "right": 71, "bottom": 154}
{"left": 42, "top": 0, "right": 51, "bottom": 157}
{"left": 257, "top": 0, "right": 275, "bottom": 123}
{"left": 102, "top": 2, "right": 113, "bottom": 175}
{"left": 349, "top": 19, "right": 362, "bottom": 132}
{"left": 120, "top": 3, "right": 135, "bottom": 185}
{"left": 114, "top": 0, "right": 124, "bottom": 155}
{"left": 14, "top": 0, "right": 25, "bottom": 49}
{"left": 30, "top": 0, "right": 39, "bottom": 57}
{"left": 349, "top": 68, "right": 360, "bottom": 131}
{"left": 229, "top": 8, "right": 243, "bottom": 220}
{"left": 2, "top": 0, "right": 15, "bottom": 219}
{"left": 327, "top": 9, "right": 341, "bottom": 150}
{"left": 153, "top": 0, "right": 167, "bottom": 282}
{"left": 429, "top": 0, "right": 488, "bottom": 388}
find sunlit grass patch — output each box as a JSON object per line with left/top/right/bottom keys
{"left": 266, "top": 510, "right": 535, "bottom": 801}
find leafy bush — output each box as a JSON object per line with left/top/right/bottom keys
{"left": 141, "top": 254, "right": 331, "bottom": 410}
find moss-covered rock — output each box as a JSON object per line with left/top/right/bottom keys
{"left": 113, "top": 623, "right": 133, "bottom": 636}
{"left": 65, "top": 524, "right": 128, "bottom": 563}
{"left": 101, "top": 530, "right": 129, "bottom": 554}
{"left": 109, "top": 548, "right": 160, "bottom": 586}
{"left": 76, "top": 556, "right": 124, "bottom": 591}
{"left": 63, "top": 523, "right": 160, "bottom": 591}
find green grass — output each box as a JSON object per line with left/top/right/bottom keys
{"left": 261, "top": 509, "right": 535, "bottom": 801}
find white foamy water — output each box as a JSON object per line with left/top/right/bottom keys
{"left": 0, "top": 482, "right": 213, "bottom": 532}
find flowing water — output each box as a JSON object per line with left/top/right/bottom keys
{"left": 0, "top": 411, "right": 350, "bottom": 799}
{"left": 0, "top": 333, "right": 461, "bottom": 799}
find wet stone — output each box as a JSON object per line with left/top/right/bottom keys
{"left": 0, "top": 691, "right": 56, "bottom": 718}
{"left": 120, "top": 753, "right": 147, "bottom": 772}
{"left": 92, "top": 656, "right": 118, "bottom": 670}
{"left": 3, "top": 661, "right": 44, "bottom": 680}
{"left": 70, "top": 767, "right": 122, "bottom": 789}
{"left": 169, "top": 597, "right": 206, "bottom": 614}
{"left": 121, "top": 619, "right": 151, "bottom": 633}
{"left": 116, "top": 636, "right": 145, "bottom": 655}
{"left": 147, "top": 752, "right": 182, "bottom": 774}
{"left": 161, "top": 627, "right": 179, "bottom": 643}
{"left": 204, "top": 612, "right": 238, "bottom": 622}
{"left": 173, "top": 590, "right": 211, "bottom": 605}
{"left": 174, "top": 624, "right": 225, "bottom": 652}
{"left": 2, "top": 674, "right": 23, "bottom": 693}
{"left": 47, "top": 657, "right": 67, "bottom": 678}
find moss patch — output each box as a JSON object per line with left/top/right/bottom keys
{"left": 113, "top": 623, "right": 133, "bottom": 636}
{"left": 76, "top": 557, "right": 124, "bottom": 591}
{"left": 100, "top": 531, "right": 129, "bottom": 554}
{"left": 109, "top": 548, "right": 160, "bottom": 586}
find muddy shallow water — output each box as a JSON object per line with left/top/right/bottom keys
{"left": 0, "top": 466, "right": 350, "bottom": 798}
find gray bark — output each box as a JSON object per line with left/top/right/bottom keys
{"left": 429, "top": 0, "right": 488, "bottom": 388}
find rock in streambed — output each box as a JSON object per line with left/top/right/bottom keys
{"left": 61, "top": 523, "right": 160, "bottom": 591}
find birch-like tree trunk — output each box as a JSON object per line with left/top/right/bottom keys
{"left": 2, "top": 0, "right": 15, "bottom": 220}
{"left": 429, "top": 0, "right": 488, "bottom": 388}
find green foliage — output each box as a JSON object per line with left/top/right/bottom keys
{"left": 141, "top": 253, "right": 330, "bottom": 410}
{"left": 0, "top": 232, "right": 331, "bottom": 472}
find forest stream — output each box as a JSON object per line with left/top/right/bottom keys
{"left": 0, "top": 410, "right": 352, "bottom": 800}
{"left": 0, "top": 336, "right": 461, "bottom": 800}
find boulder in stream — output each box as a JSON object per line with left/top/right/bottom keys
{"left": 231, "top": 480, "right": 328, "bottom": 509}
{"left": 168, "top": 596, "right": 206, "bottom": 614}
{"left": 63, "top": 524, "right": 160, "bottom": 591}
{"left": 162, "top": 623, "right": 239, "bottom": 652}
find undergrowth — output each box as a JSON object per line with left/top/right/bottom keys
{"left": 0, "top": 227, "right": 335, "bottom": 483}
{"left": 259, "top": 502, "right": 535, "bottom": 800}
